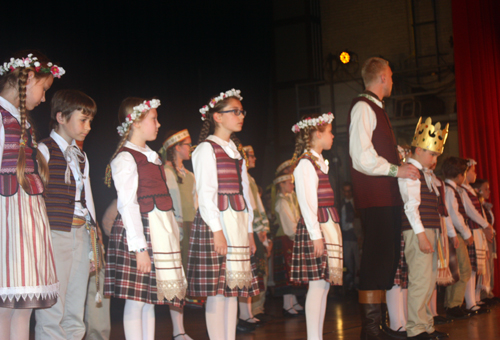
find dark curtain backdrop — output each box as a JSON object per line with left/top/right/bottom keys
{"left": 452, "top": 0, "right": 500, "bottom": 295}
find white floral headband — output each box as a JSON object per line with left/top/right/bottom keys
{"left": 0, "top": 53, "right": 65, "bottom": 78}
{"left": 467, "top": 159, "right": 477, "bottom": 167}
{"left": 199, "top": 88, "right": 243, "bottom": 121}
{"left": 116, "top": 99, "right": 161, "bottom": 136}
{"left": 291, "top": 113, "right": 334, "bottom": 133}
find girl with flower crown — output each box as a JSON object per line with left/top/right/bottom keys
{"left": 0, "top": 51, "right": 63, "bottom": 340}
{"left": 187, "top": 89, "right": 260, "bottom": 340}
{"left": 104, "top": 98, "right": 191, "bottom": 340}
{"left": 290, "top": 113, "right": 343, "bottom": 340}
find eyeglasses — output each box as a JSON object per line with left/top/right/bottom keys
{"left": 180, "top": 142, "right": 192, "bottom": 147}
{"left": 219, "top": 109, "right": 247, "bottom": 117}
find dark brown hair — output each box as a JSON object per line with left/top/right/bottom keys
{"left": 162, "top": 130, "right": 183, "bottom": 184}
{"left": 50, "top": 89, "right": 97, "bottom": 129}
{"left": 441, "top": 156, "right": 469, "bottom": 179}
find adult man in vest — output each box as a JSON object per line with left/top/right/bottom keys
{"left": 348, "top": 57, "right": 419, "bottom": 340}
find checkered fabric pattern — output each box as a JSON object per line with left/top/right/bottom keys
{"left": 104, "top": 214, "right": 184, "bottom": 307}
{"left": 290, "top": 219, "right": 329, "bottom": 284}
{"left": 467, "top": 243, "right": 477, "bottom": 273}
{"left": 393, "top": 233, "right": 408, "bottom": 289}
{"left": 186, "top": 210, "right": 260, "bottom": 297}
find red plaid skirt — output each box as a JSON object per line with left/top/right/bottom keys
{"left": 104, "top": 214, "right": 184, "bottom": 307}
{"left": 290, "top": 219, "right": 329, "bottom": 284}
{"left": 186, "top": 210, "right": 260, "bottom": 297}
{"left": 393, "top": 233, "right": 408, "bottom": 289}
{"left": 467, "top": 242, "right": 477, "bottom": 273}
{"left": 273, "top": 235, "right": 294, "bottom": 294}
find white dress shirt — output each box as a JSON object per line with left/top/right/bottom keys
{"left": 111, "top": 141, "right": 163, "bottom": 251}
{"left": 349, "top": 95, "right": 396, "bottom": 177}
{"left": 192, "top": 135, "right": 253, "bottom": 233}
{"left": 164, "top": 165, "right": 183, "bottom": 223}
{"left": 461, "top": 183, "right": 489, "bottom": 229}
{"left": 275, "top": 192, "right": 300, "bottom": 239}
{"left": 293, "top": 149, "right": 328, "bottom": 240}
{"left": 445, "top": 179, "right": 472, "bottom": 240}
{"left": 38, "top": 130, "right": 96, "bottom": 223}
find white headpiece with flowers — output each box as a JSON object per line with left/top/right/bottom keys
{"left": 116, "top": 99, "right": 161, "bottom": 136}
{"left": 0, "top": 53, "right": 65, "bottom": 78}
{"left": 199, "top": 88, "right": 243, "bottom": 121}
{"left": 291, "top": 113, "right": 334, "bottom": 133}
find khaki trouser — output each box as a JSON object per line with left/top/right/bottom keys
{"left": 84, "top": 268, "right": 111, "bottom": 340}
{"left": 403, "top": 229, "right": 437, "bottom": 337}
{"left": 444, "top": 234, "right": 472, "bottom": 308}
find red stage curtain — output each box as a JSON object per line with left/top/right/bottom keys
{"left": 452, "top": 0, "right": 500, "bottom": 294}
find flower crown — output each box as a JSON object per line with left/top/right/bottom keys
{"left": 199, "top": 88, "right": 243, "bottom": 121}
{"left": 291, "top": 113, "right": 334, "bottom": 133}
{"left": 0, "top": 53, "right": 65, "bottom": 78}
{"left": 116, "top": 99, "right": 161, "bottom": 136}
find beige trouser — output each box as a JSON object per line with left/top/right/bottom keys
{"left": 480, "top": 240, "right": 495, "bottom": 300}
{"left": 35, "top": 227, "right": 91, "bottom": 340}
{"left": 403, "top": 229, "right": 437, "bottom": 337}
{"left": 84, "top": 268, "right": 111, "bottom": 340}
{"left": 252, "top": 274, "right": 268, "bottom": 315}
{"left": 444, "top": 234, "right": 472, "bottom": 308}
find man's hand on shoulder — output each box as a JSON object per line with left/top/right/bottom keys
{"left": 396, "top": 163, "right": 420, "bottom": 180}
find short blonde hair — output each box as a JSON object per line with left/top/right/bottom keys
{"left": 361, "top": 57, "right": 389, "bottom": 87}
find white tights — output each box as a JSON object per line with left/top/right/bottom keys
{"left": 170, "top": 306, "right": 193, "bottom": 340}
{"left": 305, "top": 280, "right": 330, "bottom": 340}
{"left": 206, "top": 295, "right": 238, "bottom": 340}
{"left": 123, "top": 300, "right": 155, "bottom": 340}
{"left": 465, "top": 271, "right": 477, "bottom": 309}
{"left": 0, "top": 307, "right": 32, "bottom": 340}
{"left": 386, "top": 285, "right": 408, "bottom": 331}
{"left": 238, "top": 297, "right": 255, "bottom": 321}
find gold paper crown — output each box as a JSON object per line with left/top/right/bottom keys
{"left": 411, "top": 117, "right": 449, "bottom": 154}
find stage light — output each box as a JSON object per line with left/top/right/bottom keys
{"left": 340, "top": 51, "right": 350, "bottom": 64}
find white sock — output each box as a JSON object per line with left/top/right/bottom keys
{"left": 465, "top": 271, "right": 477, "bottom": 309}
{"left": 124, "top": 299, "right": 155, "bottom": 340}
{"left": 0, "top": 308, "right": 32, "bottom": 340}
{"left": 170, "top": 306, "right": 193, "bottom": 339}
{"left": 206, "top": 295, "right": 225, "bottom": 340}
{"left": 291, "top": 294, "right": 303, "bottom": 310}
{"left": 386, "top": 285, "right": 406, "bottom": 331}
{"left": 475, "top": 282, "right": 482, "bottom": 304}
{"left": 306, "top": 280, "right": 329, "bottom": 340}
{"left": 283, "top": 294, "right": 297, "bottom": 313}
{"left": 238, "top": 297, "right": 254, "bottom": 322}
{"left": 429, "top": 287, "right": 438, "bottom": 316}
{"left": 225, "top": 297, "right": 238, "bottom": 340}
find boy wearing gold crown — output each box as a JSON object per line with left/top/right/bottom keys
{"left": 398, "top": 117, "right": 450, "bottom": 339}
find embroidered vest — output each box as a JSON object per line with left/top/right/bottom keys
{"left": 464, "top": 188, "right": 484, "bottom": 230}
{"left": 402, "top": 170, "right": 440, "bottom": 231}
{"left": 0, "top": 108, "right": 44, "bottom": 196}
{"left": 445, "top": 182, "right": 469, "bottom": 225}
{"left": 206, "top": 140, "right": 247, "bottom": 212}
{"left": 299, "top": 154, "right": 339, "bottom": 223}
{"left": 41, "top": 137, "right": 86, "bottom": 232}
{"left": 484, "top": 205, "right": 493, "bottom": 225}
{"left": 121, "top": 147, "right": 173, "bottom": 214}
{"left": 347, "top": 93, "right": 402, "bottom": 209}
{"left": 436, "top": 178, "right": 448, "bottom": 217}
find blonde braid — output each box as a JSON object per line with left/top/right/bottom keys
{"left": 104, "top": 128, "right": 132, "bottom": 187}
{"left": 16, "top": 68, "right": 29, "bottom": 191}
{"left": 197, "top": 120, "right": 212, "bottom": 144}
{"left": 28, "top": 119, "right": 49, "bottom": 186}
{"left": 230, "top": 133, "right": 248, "bottom": 165}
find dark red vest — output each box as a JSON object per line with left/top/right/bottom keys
{"left": 463, "top": 187, "right": 485, "bottom": 230}
{"left": 0, "top": 108, "right": 44, "bottom": 196}
{"left": 347, "top": 93, "right": 402, "bottom": 209}
{"left": 120, "top": 147, "right": 173, "bottom": 214}
{"left": 206, "top": 140, "right": 247, "bottom": 212}
{"left": 298, "top": 153, "right": 339, "bottom": 223}
{"left": 402, "top": 170, "right": 440, "bottom": 231}
{"left": 41, "top": 137, "right": 86, "bottom": 232}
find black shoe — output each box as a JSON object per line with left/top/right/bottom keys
{"left": 465, "top": 305, "right": 490, "bottom": 315}
{"left": 172, "top": 333, "right": 186, "bottom": 340}
{"left": 489, "top": 296, "right": 500, "bottom": 305}
{"left": 242, "top": 317, "right": 265, "bottom": 326}
{"left": 253, "top": 313, "right": 273, "bottom": 322}
{"left": 282, "top": 308, "right": 300, "bottom": 317}
{"left": 445, "top": 306, "right": 470, "bottom": 319}
{"left": 428, "top": 330, "right": 449, "bottom": 339}
{"left": 433, "top": 315, "right": 452, "bottom": 325}
{"left": 407, "top": 332, "right": 439, "bottom": 339}
{"left": 236, "top": 319, "right": 256, "bottom": 333}
{"left": 381, "top": 325, "right": 407, "bottom": 339}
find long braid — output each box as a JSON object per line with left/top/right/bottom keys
{"left": 197, "top": 120, "right": 212, "bottom": 144}
{"left": 230, "top": 133, "right": 248, "bottom": 166}
{"left": 28, "top": 118, "right": 49, "bottom": 186}
{"left": 16, "top": 68, "right": 29, "bottom": 191}
{"left": 104, "top": 128, "right": 132, "bottom": 187}
{"left": 166, "top": 146, "right": 183, "bottom": 184}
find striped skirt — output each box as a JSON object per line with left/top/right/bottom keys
{"left": 290, "top": 220, "right": 329, "bottom": 284}
{"left": 0, "top": 190, "right": 58, "bottom": 308}
{"left": 104, "top": 214, "right": 183, "bottom": 307}
{"left": 186, "top": 210, "right": 260, "bottom": 297}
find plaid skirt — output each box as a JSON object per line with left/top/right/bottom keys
{"left": 273, "top": 235, "right": 294, "bottom": 291}
{"left": 290, "top": 220, "right": 329, "bottom": 284}
{"left": 254, "top": 231, "right": 268, "bottom": 291}
{"left": 186, "top": 210, "right": 260, "bottom": 297}
{"left": 393, "top": 233, "right": 408, "bottom": 289}
{"left": 104, "top": 214, "right": 184, "bottom": 307}
{"left": 467, "top": 242, "right": 477, "bottom": 273}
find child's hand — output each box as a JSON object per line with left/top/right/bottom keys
{"left": 257, "top": 231, "right": 267, "bottom": 243}
{"left": 249, "top": 233, "right": 257, "bottom": 255}
{"left": 450, "top": 236, "right": 459, "bottom": 249}
{"left": 484, "top": 225, "right": 494, "bottom": 242}
{"left": 465, "top": 236, "right": 474, "bottom": 246}
{"left": 417, "top": 232, "right": 433, "bottom": 254}
{"left": 135, "top": 251, "right": 151, "bottom": 273}
{"left": 313, "top": 239, "right": 324, "bottom": 258}
{"left": 213, "top": 230, "right": 228, "bottom": 256}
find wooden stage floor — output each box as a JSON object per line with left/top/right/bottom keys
{"left": 103, "top": 289, "right": 500, "bottom": 340}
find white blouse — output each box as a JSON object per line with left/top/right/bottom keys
{"left": 293, "top": 149, "right": 328, "bottom": 240}
{"left": 445, "top": 179, "right": 472, "bottom": 240}
{"left": 191, "top": 135, "right": 253, "bottom": 233}
{"left": 461, "top": 183, "right": 489, "bottom": 229}
{"left": 275, "top": 192, "right": 300, "bottom": 238}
